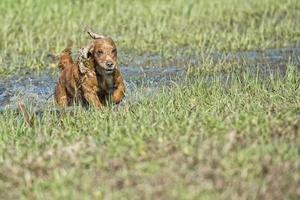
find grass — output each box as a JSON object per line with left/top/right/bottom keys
{"left": 0, "top": 66, "right": 299, "bottom": 199}
{"left": 0, "top": 0, "right": 300, "bottom": 199}
{"left": 1, "top": 0, "right": 300, "bottom": 75}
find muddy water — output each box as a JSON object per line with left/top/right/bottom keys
{"left": 212, "top": 47, "right": 300, "bottom": 76}
{"left": 0, "top": 66, "right": 184, "bottom": 111}
{"left": 0, "top": 47, "right": 299, "bottom": 111}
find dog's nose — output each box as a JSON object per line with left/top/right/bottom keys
{"left": 106, "top": 61, "right": 114, "bottom": 69}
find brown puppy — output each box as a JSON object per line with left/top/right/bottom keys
{"left": 54, "top": 44, "right": 102, "bottom": 108}
{"left": 85, "top": 30, "right": 125, "bottom": 105}
{"left": 54, "top": 30, "right": 125, "bottom": 108}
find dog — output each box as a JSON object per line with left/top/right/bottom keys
{"left": 54, "top": 30, "right": 125, "bottom": 108}
{"left": 85, "top": 30, "right": 125, "bottom": 105}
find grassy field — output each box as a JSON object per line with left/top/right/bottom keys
{"left": 0, "top": 0, "right": 300, "bottom": 199}
{"left": 1, "top": 0, "right": 300, "bottom": 75}
{"left": 0, "top": 67, "right": 299, "bottom": 199}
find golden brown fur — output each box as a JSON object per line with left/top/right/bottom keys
{"left": 54, "top": 31, "right": 125, "bottom": 108}
{"left": 54, "top": 46, "right": 102, "bottom": 108}
{"left": 87, "top": 37, "right": 125, "bottom": 104}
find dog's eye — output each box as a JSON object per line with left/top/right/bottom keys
{"left": 97, "top": 50, "right": 103, "bottom": 55}
{"left": 112, "top": 49, "right": 117, "bottom": 54}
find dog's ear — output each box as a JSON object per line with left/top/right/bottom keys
{"left": 87, "top": 43, "right": 94, "bottom": 58}
{"left": 78, "top": 46, "right": 90, "bottom": 74}
{"left": 86, "top": 29, "right": 105, "bottom": 39}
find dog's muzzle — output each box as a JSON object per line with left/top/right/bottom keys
{"left": 105, "top": 61, "right": 114, "bottom": 73}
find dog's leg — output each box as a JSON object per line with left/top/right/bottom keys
{"left": 111, "top": 83, "right": 125, "bottom": 104}
{"left": 54, "top": 83, "right": 69, "bottom": 107}
{"left": 80, "top": 72, "right": 104, "bottom": 108}
{"left": 81, "top": 82, "right": 103, "bottom": 108}
{"left": 83, "top": 92, "right": 103, "bottom": 108}
{"left": 110, "top": 72, "right": 125, "bottom": 104}
{"left": 111, "top": 88, "right": 125, "bottom": 104}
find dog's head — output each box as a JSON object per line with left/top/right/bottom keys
{"left": 87, "top": 30, "right": 118, "bottom": 75}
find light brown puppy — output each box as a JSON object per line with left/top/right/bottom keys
{"left": 54, "top": 30, "right": 125, "bottom": 108}
{"left": 85, "top": 30, "right": 125, "bottom": 105}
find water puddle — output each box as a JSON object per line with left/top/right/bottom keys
{"left": 211, "top": 47, "right": 300, "bottom": 76}
{"left": 0, "top": 47, "right": 299, "bottom": 112}
{"left": 0, "top": 66, "right": 184, "bottom": 111}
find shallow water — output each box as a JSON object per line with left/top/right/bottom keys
{"left": 0, "top": 47, "right": 299, "bottom": 111}
{"left": 0, "top": 66, "right": 184, "bottom": 111}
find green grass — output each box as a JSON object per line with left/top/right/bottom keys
{"left": 1, "top": 0, "right": 300, "bottom": 74}
{"left": 1, "top": 0, "right": 300, "bottom": 199}
{"left": 0, "top": 66, "right": 299, "bottom": 199}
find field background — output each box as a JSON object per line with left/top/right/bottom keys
{"left": 1, "top": 0, "right": 300, "bottom": 75}
{"left": 0, "top": 0, "right": 300, "bottom": 199}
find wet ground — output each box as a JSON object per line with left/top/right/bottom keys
{"left": 0, "top": 47, "right": 299, "bottom": 112}
{"left": 0, "top": 66, "right": 184, "bottom": 112}
{"left": 212, "top": 47, "right": 300, "bottom": 76}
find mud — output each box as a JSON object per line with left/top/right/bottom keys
{"left": 212, "top": 47, "right": 300, "bottom": 76}
{"left": 0, "top": 47, "right": 299, "bottom": 111}
{"left": 0, "top": 66, "right": 184, "bottom": 111}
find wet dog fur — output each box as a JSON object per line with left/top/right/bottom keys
{"left": 54, "top": 30, "right": 125, "bottom": 108}
{"left": 86, "top": 31, "right": 125, "bottom": 104}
